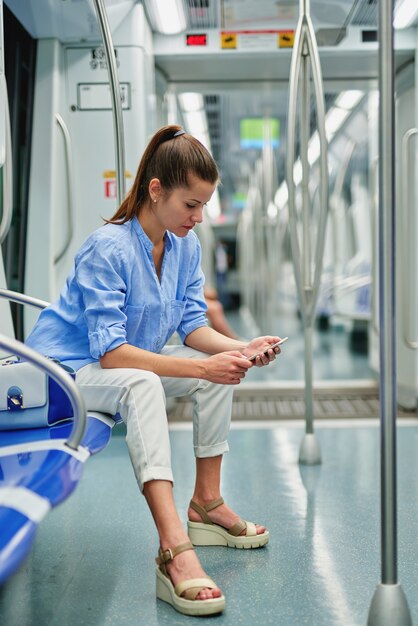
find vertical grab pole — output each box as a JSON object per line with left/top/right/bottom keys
{"left": 301, "top": 43, "right": 314, "bottom": 438}
{"left": 367, "top": 1, "right": 412, "bottom": 624}
{"left": 286, "top": 0, "right": 328, "bottom": 464}
{"left": 92, "top": 0, "right": 126, "bottom": 206}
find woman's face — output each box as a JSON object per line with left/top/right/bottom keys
{"left": 150, "top": 174, "right": 216, "bottom": 237}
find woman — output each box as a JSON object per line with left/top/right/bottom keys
{"left": 26, "top": 125, "right": 282, "bottom": 616}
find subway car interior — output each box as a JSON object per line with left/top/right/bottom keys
{"left": 1, "top": 0, "right": 418, "bottom": 624}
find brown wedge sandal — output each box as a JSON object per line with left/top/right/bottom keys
{"left": 187, "top": 497, "right": 269, "bottom": 549}
{"left": 155, "top": 540, "right": 225, "bottom": 616}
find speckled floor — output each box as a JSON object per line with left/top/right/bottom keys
{"left": 1, "top": 419, "right": 418, "bottom": 626}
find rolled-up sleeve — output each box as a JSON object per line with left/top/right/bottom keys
{"left": 177, "top": 240, "right": 208, "bottom": 343}
{"left": 75, "top": 240, "right": 128, "bottom": 359}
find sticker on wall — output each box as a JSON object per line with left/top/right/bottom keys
{"left": 220, "top": 32, "right": 237, "bottom": 49}
{"left": 103, "top": 170, "right": 132, "bottom": 199}
{"left": 278, "top": 31, "right": 295, "bottom": 48}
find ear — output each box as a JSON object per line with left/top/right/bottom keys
{"left": 149, "top": 178, "right": 162, "bottom": 203}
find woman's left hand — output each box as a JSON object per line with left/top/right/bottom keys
{"left": 242, "top": 336, "right": 282, "bottom": 367}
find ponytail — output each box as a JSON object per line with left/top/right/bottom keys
{"left": 106, "top": 125, "right": 219, "bottom": 225}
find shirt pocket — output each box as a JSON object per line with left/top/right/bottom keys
{"left": 168, "top": 299, "right": 186, "bottom": 339}
{"left": 125, "top": 304, "right": 150, "bottom": 347}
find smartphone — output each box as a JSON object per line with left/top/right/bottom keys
{"left": 247, "top": 337, "right": 289, "bottom": 362}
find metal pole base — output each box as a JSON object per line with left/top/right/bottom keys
{"left": 299, "top": 433, "right": 321, "bottom": 465}
{"left": 368, "top": 584, "right": 412, "bottom": 626}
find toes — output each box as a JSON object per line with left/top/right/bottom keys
{"left": 196, "top": 588, "right": 222, "bottom": 600}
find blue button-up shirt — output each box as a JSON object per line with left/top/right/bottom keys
{"left": 26, "top": 218, "right": 208, "bottom": 370}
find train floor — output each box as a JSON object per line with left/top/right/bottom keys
{"left": 1, "top": 308, "right": 418, "bottom": 625}
{"left": 1, "top": 418, "right": 418, "bottom": 626}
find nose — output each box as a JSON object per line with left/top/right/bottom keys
{"left": 192, "top": 206, "right": 204, "bottom": 224}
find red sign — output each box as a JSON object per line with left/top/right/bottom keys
{"left": 186, "top": 33, "right": 207, "bottom": 46}
{"left": 104, "top": 180, "right": 116, "bottom": 198}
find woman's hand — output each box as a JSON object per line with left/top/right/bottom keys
{"left": 201, "top": 351, "right": 253, "bottom": 384}
{"left": 242, "top": 336, "right": 282, "bottom": 367}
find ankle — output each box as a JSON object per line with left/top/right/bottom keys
{"left": 191, "top": 492, "right": 221, "bottom": 506}
{"left": 159, "top": 529, "right": 190, "bottom": 551}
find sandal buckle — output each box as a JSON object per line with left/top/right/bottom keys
{"left": 160, "top": 547, "right": 174, "bottom": 563}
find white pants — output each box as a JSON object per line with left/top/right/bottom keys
{"left": 76, "top": 345, "right": 234, "bottom": 491}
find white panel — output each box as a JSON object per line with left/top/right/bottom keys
{"left": 24, "top": 4, "right": 156, "bottom": 336}
{"left": 396, "top": 80, "right": 418, "bottom": 408}
{"left": 25, "top": 39, "right": 64, "bottom": 335}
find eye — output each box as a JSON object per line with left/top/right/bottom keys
{"left": 186, "top": 203, "right": 197, "bottom": 209}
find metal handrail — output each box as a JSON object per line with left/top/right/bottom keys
{"left": 401, "top": 128, "right": 418, "bottom": 349}
{"left": 0, "top": 288, "right": 49, "bottom": 310}
{"left": 54, "top": 114, "right": 74, "bottom": 264}
{"left": 0, "top": 289, "right": 86, "bottom": 449}
{"left": 286, "top": 0, "right": 328, "bottom": 460}
{"left": 287, "top": 0, "right": 329, "bottom": 323}
{"left": 0, "top": 333, "right": 86, "bottom": 450}
{"left": 370, "top": 155, "right": 380, "bottom": 337}
{"left": 92, "top": 0, "right": 126, "bottom": 206}
{"left": 0, "top": 73, "right": 13, "bottom": 245}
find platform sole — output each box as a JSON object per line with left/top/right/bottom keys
{"left": 156, "top": 568, "right": 225, "bottom": 616}
{"left": 187, "top": 521, "right": 270, "bottom": 549}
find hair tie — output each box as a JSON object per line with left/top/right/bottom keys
{"left": 173, "top": 129, "right": 186, "bottom": 137}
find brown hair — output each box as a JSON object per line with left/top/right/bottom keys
{"left": 107, "top": 125, "right": 220, "bottom": 224}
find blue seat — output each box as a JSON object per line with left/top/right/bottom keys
{"left": 0, "top": 288, "right": 121, "bottom": 585}
{"left": 0, "top": 412, "right": 120, "bottom": 585}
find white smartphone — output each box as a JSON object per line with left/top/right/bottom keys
{"left": 247, "top": 337, "right": 289, "bottom": 362}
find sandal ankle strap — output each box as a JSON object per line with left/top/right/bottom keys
{"left": 155, "top": 540, "right": 193, "bottom": 566}
{"left": 189, "top": 497, "right": 224, "bottom": 524}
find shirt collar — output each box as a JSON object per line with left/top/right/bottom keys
{"left": 132, "top": 217, "right": 173, "bottom": 252}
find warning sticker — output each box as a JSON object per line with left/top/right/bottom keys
{"left": 220, "top": 30, "right": 294, "bottom": 50}
{"left": 221, "top": 32, "right": 237, "bottom": 49}
{"left": 278, "top": 31, "right": 295, "bottom": 48}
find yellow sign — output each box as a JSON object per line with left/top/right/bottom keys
{"left": 278, "top": 31, "right": 295, "bottom": 48}
{"left": 221, "top": 32, "right": 237, "bottom": 49}
{"left": 103, "top": 170, "right": 132, "bottom": 179}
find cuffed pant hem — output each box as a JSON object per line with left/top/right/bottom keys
{"left": 140, "top": 467, "right": 174, "bottom": 492}
{"left": 194, "top": 441, "right": 229, "bottom": 458}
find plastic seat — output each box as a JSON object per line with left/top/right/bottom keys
{"left": 0, "top": 288, "right": 121, "bottom": 585}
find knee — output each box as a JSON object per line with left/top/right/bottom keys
{"left": 119, "top": 369, "right": 165, "bottom": 403}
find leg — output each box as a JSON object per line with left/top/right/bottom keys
{"left": 76, "top": 363, "right": 223, "bottom": 606}
{"left": 159, "top": 347, "right": 268, "bottom": 537}
{"left": 143, "top": 479, "right": 222, "bottom": 601}
{"left": 188, "top": 456, "right": 267, "bottom": 536}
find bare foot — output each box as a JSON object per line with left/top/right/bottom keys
{"left": 163, "top": 545, "right": 223, "bottom": 601}
{"left": 188, "top": 499, "right": 267, "bottom": 536}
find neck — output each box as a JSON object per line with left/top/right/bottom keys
{"left": 137, "top": 205, "right": 165, "bottom": 246}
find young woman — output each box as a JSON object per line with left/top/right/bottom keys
{"left": 26, "top": 125, "right": 282, "bottom": 616}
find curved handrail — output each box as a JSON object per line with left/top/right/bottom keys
{"left": 370, "top": 155, "right": 380, "bottom": 337}
{"left": 286, "top": 0, "right": 328, "bottom": 454}
{"left": 0, "top": 288, "right": 49, "bottom": 310}
{"left": 401, "top": 128, "right": 418, "bottom": 349}
{"left": 0, "top": 333, "right": 86, "bottom": 450}
{"left": 54, "top": 114, "right": 74, "bottom": 264}
{"left": 286, "top": 0, "right": 329, "bottom": 324}
{"left": 92, "top": 0, "right": 126, "bottom": 206}
{"left": 0, "top": 74, "right": 13, "bottom": 245}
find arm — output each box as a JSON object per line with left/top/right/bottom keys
{"left": 185, "top": 326, "right": 283, "bottom": 366}
{"left": 100, "top": 342, "right": 253, "bottom": 385}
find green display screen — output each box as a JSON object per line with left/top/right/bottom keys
{"left": 240, "top": 118, "right": 280, "bottom": 149}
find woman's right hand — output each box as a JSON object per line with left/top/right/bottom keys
{"left": 200, "top": 351, "right": 253, "bottom": 385}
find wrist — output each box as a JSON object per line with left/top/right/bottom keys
{"left": 195, "top": 359, "right": 209, "bottom": 380}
